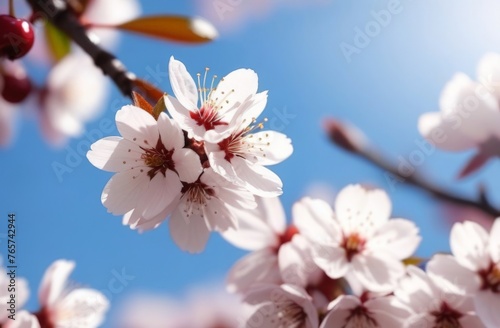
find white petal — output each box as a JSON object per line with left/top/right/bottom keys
{"left": 38, "top": 260, "right": 74, "bottom": 307}
{"left": 394, "top": 266, "right": 437, "bottom": 312}
{"left": 489, "top": 218, "right": 500, "bottom": 263}
{"left": 221, "top": 197, "right": 284, "bottom": 250}
{"left": 474, "top": 291, "right": 500, "bottom": 328}
{"left": 87, "top": 137, "right": 144, "bottom": 172}
{"left": 115, "top": 105, "right": 159, "bottom": 147}
{"left": 244, "top": 131, "right": 293, "bottom": 166}
{"left": 168, "top": 56, "right": 198, "bottom": 110}
{"left": 312, "top": 245, "right": 349, "bottom": 279}
{"left": 477, "top": 52, "right": 500, "bottom": 100}
{"left": 293, "top": 197, "right": 341, "bottom": 245}
{"left": 426, "top": 254, "right": 481, "bottom": 295}
{"left": 418, "top": 112, "right": 478, "bottom": 151}
{"left": 450, "top": 221, "right": 490, "bottom": 271}
{"left": 335, "top": 184, "right": 392, "bottom": 236}
{"left": 226, "top": 249, "right": 281, "bottom": 293}
{"left": 202, "top": 197, "right": 236, "bottom": 232}
{"left": 169, "top": 208, "right": 210, "bottom": 253}
{"left": 210, "top": 68, "right": 258, "bottom": 114}
{"left": 55, "top": 288, "right": 109, "bottom": 328}
{"left": 238, "top": 91, "right": 268, "bottom": 128}
{"left": 231, "top": 157, "right": 283, "bottom": 197}
{"left": 458, "top": 314, "right": 486, "bottom": 328}
{"left": 101, "top": 170, "right": 149, "bottom": 215}
{"left": 164, "top": 95, "right": 195, "bottom": 137}
{"left": 351, "top": 253, "right": 405, "bottom": 292}
{"left": 172, "top": 148, "right": 203, "bottom": 183}
{"left": 279, "top": 235, "right": 320, "bottom": 287}
{"left": 367, "top": 219, "right": 421, "bottom": 260}
{"left": 157, "top": 112, "right": 184, "bottom": 150}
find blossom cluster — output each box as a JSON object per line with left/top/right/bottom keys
{"left": 221, "top": 185, "right": 498, "bottom": 327}
{"left": 87, "top": 57, "right": 293, "bottom": 252}
{"left": 0, "top": 259, "right": 108, "bottom": 328}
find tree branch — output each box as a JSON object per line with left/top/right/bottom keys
{"left": 26, "top": 0, "right": 135, "bottom": 98}
{"left": 325, "top": 118, "right": 500, "bottom": 218}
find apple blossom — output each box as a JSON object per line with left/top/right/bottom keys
{"left": 297, "top": 184, "right": 421, "bottom": 292}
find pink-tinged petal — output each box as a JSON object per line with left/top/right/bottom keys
{"left": 207, "top": 149, "right": 238, "bottom": 181}
{"left": 221, "top": 197, "right": 284, "bottom": 250}
{"left": 335, "top": 185, "right": 392, "bottom": 236}
{"left": 226, "top": 248, "right": 281, "bottom": 293}
{"left": 450, "top": 221, "right": 490, "bottom": 271}
{"left": 320, "top": 308, "right": 352, "bottom": 328}
{"left": 352, "top": 253, "right": 405, "bottom": 292}
{"left": 457, "top": 151, "right": 492, "bottom": 179}
{"left": 439, "top": 73, "right": 500, "bottom": 142}
{"left": 238, "top": 91, "right": 268, "bottom": 128}
{"left": 474, "top": 291, "right": 500, "bottom": 328}
{"left": 367, "top": 219, "right": 421, "bottom": 260}
{"left": 133, "top": 171, "right": 182, "bottom": 219}
{"left": 101, "top": 170, "right": 149, "bottom": 215}
{"left": 38, "top": 260, "right": 74, "bottom": 308}
{"left": 4, "top": 311, "right": 40, "bottom": 328}
{"left": 458, "top": 314, "right": 486, "bottom": 328}
{"left": 168, "top": 57, "right": 198, "bottom": 110}
{"left": 231, "top": 157, "right": 283, "bottom": 197}
{"left": 477, "top": 52, "right": 500, "bottom": 100}
{"left": 293, "top": 197, "right": 341, "bottom": 245}
{"left": 157, "top": 112, "right": 184, "bottom": 149}
{"left": 169, "top": 208, "right": 210, "bottom": 253}
{"left": 0, "top": 100, "right": 15, "bottom": 147}
{"left": 172, "top": 149, "right": 203, "bottom": 183}
{"left": 129, "top": 198, "right": 179, "bottom": 232}
{"left": 367, "top": 296, "right": 410, "bottom": 325}
{"left": 278, "top": 235, "right": 321, "bottom": 287}
{"left": 210, "top": 68, "right": 258, "bottom": 113}
{"left": 245, "top": 131, "right": 293, "bottom": 166}
{"left": 489, "top": 218, "right": 500, "bottom": 263}
{"left": 163, "top": 95, "right": 194, "bottom": 136}
{"left": 116, "top": 105, "right": 159, "bottom": 147}
{"left": 87, "top": 137, "right": 144, "bottom": 172}
{"left": 280, "top": 284, "right": 319, "bottom": 328}
{"left": 394, "top": 266, "right": 437, "bottom": 311}
{"left": 55, "top": 288, "right": 109, "bottom": 328}
{"left": 406, "top": 313, "right": 436, "bottom": 328}
{"left": 312, "top": 245, "right": 349, "bottom": 279}
{"left": 202, "top": 197, "right": 236, "bottom": 232}
{"left": 418, "top": 112, "right": 478, "bottom": 151}
{"left": 427, "top": 254, "right": 481, "bottom": 295}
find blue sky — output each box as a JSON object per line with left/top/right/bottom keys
{"left": 2, "top": 0, "right": 500, "bottom": 326}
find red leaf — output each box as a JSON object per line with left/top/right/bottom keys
{"left": 132, "top": 91, "right": 153, "bottom": 116}
{"left": 457, "top": 152, "right": 491, "bottom": 179}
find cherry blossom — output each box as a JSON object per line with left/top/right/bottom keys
{"left": 222, "top": 196, "right": 322, "bottom": 293}
{"left": 165, "top": 56, "right": 265, "bottom": 143}
{"left": 418, "top": 71, "right": 500, "bottom": 178}
{"left": 427, "top": 220, "right": 500, "bottom": 328}
{"left": 243, "top": 284, "right": 318, "bottom": 328}
{"left": 36, "top": 260, "right": 109, "bottom": 328}
{"left": 87, "top": 105, "right": 202, "bottom": 221}
{"left": 297, "top": 184, "right": 421, "bottom": 292}
{"left": 320, "top": 292, "right": 408, "bottom": 328}
{"left": 4, "top": 311, "right": 40, "bottom": 328}
{"left": 41, "top": 53, "right": 108, "bottom": 145}
{"left": 394, "top": 265, "right": 484, "bottom": 328}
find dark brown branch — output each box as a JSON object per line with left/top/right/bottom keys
{"left": 325, "top": 118, "right": 500, "bottom": 218}
{"left": 26, "top": 0, "right": 135, "bottom": 98}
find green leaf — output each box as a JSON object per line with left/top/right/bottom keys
{"left": 114, "top": 15, "right": 218, "bottom": 44}
{"left": 44, "top": 21, "right": 71, "bottom": 61}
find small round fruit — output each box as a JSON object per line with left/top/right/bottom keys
{"left": 1, "top": 73, "right": 32, "bottom": 103}
{"left": 0, "top": 15, "right": 35, "bottom": 60}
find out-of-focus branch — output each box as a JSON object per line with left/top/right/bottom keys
{"left": 325, "top": 118, "right": 500, "bottom": 219}
{"left": 26, "top": 0, "right": 135, "bottom": 98}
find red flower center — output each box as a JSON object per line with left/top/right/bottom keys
{"left": 189, "top": 105, "right": 228, "bottom": 131}
{"left": 140, "top": 137, "right": 175, "bottom": 179}
{"left": 341, "top": 233, "right": 365, "bottom": 262}
{"left": 479, "top": 262, "right": 500, "bottom": 293}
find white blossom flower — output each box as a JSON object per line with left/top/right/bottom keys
{"left": 168, "top": 168, "right": 256, "bottom": 253}
{"left": 320, "top": 292, "right": 408, "bottom": 328}
{"left": 222, "top": 196, "right": 322, "bottom": 293}
{"left": 418, "top": 71, "right": 500, "bottom": 178}
{"left": 427, "top": 220, "right": 500, "bottom": 328}
{"left": 165, "top": 56, "right": 264, "bottom": 143}
{"left": 243, "top": 284, "right": 318, "bottom": 328}
{"left": 87, "top": 105, "right": 202, "bottom": 221}
{"left": 41, "top": 53, "right": 108, "bottom": 145}
{"left": 394, "top": 265, "right": 484, "bottom": 328}
{"left": 37, "top": 259, "right": 109, "bottom": 328}
{"left": 297, "top": 184, "right": 421, "bottom": 292}
{"left": 476, "top": 52, "right": 500, "bottom": 101}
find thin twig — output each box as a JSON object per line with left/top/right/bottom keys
{"left": 25, "top": 0, "right": 135, "bottom": 98}
{"left": 325, "top": 118, "right": 500, "bottom": 219}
